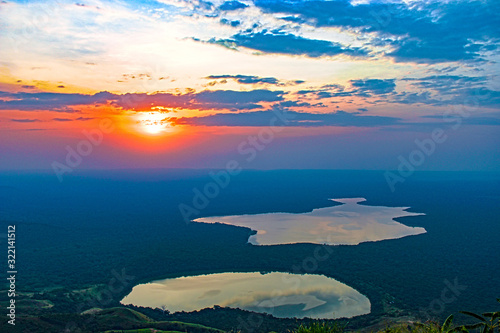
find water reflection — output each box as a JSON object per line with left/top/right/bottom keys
{"left": 121, "top": 272, "right": 371, "bottom": 319}
{"left": 194, "top": 198, "right": 426, "bottom": 246}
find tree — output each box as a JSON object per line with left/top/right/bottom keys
{"left": 158, "top": 304, "right": 170, "bottom": 316}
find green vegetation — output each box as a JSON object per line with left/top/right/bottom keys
{"left": 1, "top": 171, "right": 499, "bottom": 332}
{"left": 289, "top": 300, "right": 500, "bottom": 333}
{"left": 459, "top": 298, "right": 500, "bottom": 333}
{"left": 103, "top": 328, "right": 183, "bottom": 333}
{"left": 293, "top": 321, "right": 348, "bottom": 333}
{"left": 5, "top": 307, "right": 225, "bottom": 333}
{"left": 3, "top": 295, "right": 499, "bottom": 332}
{"left": 102, "top": 328, "right": 183, "bottom": 333}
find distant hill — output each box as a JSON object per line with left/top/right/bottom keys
{"left": 4, "top": 307, "right": 224, "bottom": 333}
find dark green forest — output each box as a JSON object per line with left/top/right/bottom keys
{"left": 1, "top": 170, "right": 499, "bottom": 332}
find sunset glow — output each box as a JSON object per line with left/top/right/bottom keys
{"left": 134, "top": 112, "right": 174, "bottom": 135}
{"left": 0, "top": 0, "right": 498, "bottom": 171}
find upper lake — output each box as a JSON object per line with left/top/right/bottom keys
{"left": 194, "top": 198, "right": 426, "bottom": 246}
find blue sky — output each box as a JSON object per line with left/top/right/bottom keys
{"left": 0, "top": 0, "right": 499, "bottom": 170}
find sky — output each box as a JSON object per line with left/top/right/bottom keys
{"left": 0, "top": 0, "right": 499, "bottom": 172}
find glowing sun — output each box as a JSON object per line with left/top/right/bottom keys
{"left": 135, "top": 112, "right": 172, "bottom": 135}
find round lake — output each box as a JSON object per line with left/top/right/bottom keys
{"left": 121, "top": 272, "right": 371, "bottom": 319}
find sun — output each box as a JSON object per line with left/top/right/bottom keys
{"left": 135, "top": 112, "right": 172, "bottom": 135}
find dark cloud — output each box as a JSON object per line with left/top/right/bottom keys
{"left": 297, "top": 90, "right": 335, "bottom": 98}
{"left": 291, "top": 74, "right": 500, "bottom": 107}
{"left": 394, "top": 87, "right": 500, "bottom": 107}
{"left": 10, "top": 118, "right": 40, "bottom": 123}
{"left": 297, "top": 83, "right": 351, "bottom": 99}
{"left": 277, "top": 100, "right": 312, "bottom": 108}
{"left": 207, "top": 75, "right": 280, "bottom": 85}
{"left": 171, "top": 109, "right": 400, "bottom": 127}
{"left": 436, "top": 66, "right": 460, "bottom": 74}
{"left": 210, "top": 31, "right": 368, "bottom": 57}
{"left": 0, "top": 89, "right": 285, "bottom": 112}
{"left": 220, "top": 18, "right": 241, "bottom": 27}
{"left": 293, "top": 75, "right": 498, "bottom": 107}
{"left": 198, "top": 90, "right": 274, "bottom": 104}
{"left": 219, "top": 1, "right": 248, "bottom": 11}
{"left": 116, "top": 90, "right": 282, "bottom": 111}
{"left": 395, "top": 76, "right": 500, "bottom": 106}
{"left": 191, "top": 0, "right": 215, "bottom": 12}
{"left": 465, "top": 88, "right": 500, "bottom": 107}
{"left": 297, "top": 79, "right": 395, "bottom": 99}
{"left": 350, "top": 79, "right": 396, "bottom": 95}
{"left": 392, "top": 91, "right": 438, "bottom": 105}
{"left": 254, "top": 0, "right": 500, "bottom": 63}
{"left": 0, "top": 91, "right": 114, "bottom": 111}
{"left": 402, "top": 75, "right": 487, "bottom": 92}
{"left": 206, "top": 74, "right": 304, "bottom": 86}
{"left": 388, "top": 1, "right": 499, "bottom": 63}
{"left": 51, "top": 116, "right": 94, "bottom": 121}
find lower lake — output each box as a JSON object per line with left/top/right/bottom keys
{"left": 121, "top": 272, "right": 371, "bottom": 319}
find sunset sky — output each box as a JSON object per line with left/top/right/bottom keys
{"left": 0, "top": 0, "right": 499, "bottom": 171}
